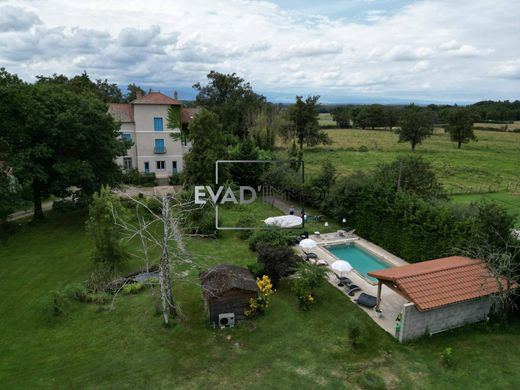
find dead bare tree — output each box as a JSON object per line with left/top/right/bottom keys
{"left": 461, "top": 241, "right": 520, "bottom": 325}
{"left": 110, "top": 193, "right": 205, "bottom": 326}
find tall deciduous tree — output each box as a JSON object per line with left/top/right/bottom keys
{"left": 126, "top": 83, "right": 146, "bottom": 102}
{"left": 286, "top": 95, "right": 330, "bottom": 152}
{"left": 396, "top": 105, "right": 434, "bottom": 151}
{"left": 445, "top": 108, "right": 478, "bottom": 148}
{"left": 331, "top": 107, "right": 351, "bottom": 128}
{"left": 193, "top": 71, "right": 266, "bottom": 140}
{"left": 0, "top": 69, "right": 129, "bottom": 219}
{"left": 183, "top": 109, "right": 228, "bottom": 185}
{"left": 86, "top": 185, "right": 128, "bottom": 270}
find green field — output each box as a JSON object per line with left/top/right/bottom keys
{"left": 2, "top": 209, "right": 520, "bottom": 389}
{"left": 297, "top": 128, "right": 520, "bottom": 193}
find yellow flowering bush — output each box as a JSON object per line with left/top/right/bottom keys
{"left": 245, "top": 275, "right": 274, "bottom": 317}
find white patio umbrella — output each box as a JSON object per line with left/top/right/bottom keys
{"left": 330, "top": 260, "right": 353, "bottom": 276}
{"left": 264, "top": 215, "right": 302, "bottom": 228}
{"left": 299, "top": 238, "right": 317, "bottom": 251}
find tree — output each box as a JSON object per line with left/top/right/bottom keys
{"left": 331, "top": 107, "right": 351, "bottom": 128}
{"left": 0, "top": 166, "right": 19, "bottom": 221}
{"left": 373, "top": 156, "right": 446, "bottom": 199}
{"left": 111, "top": 194, "right": 199, "bottom": 325}
{"left": 474, "top": 201, "right": 516, "bottom": 250}
{"left": 0, "top": 70, "right": 129, "bottom": 219}
{"left": 287, "top": 95, "right": 330, "bottom": 152}
{"left": 193, "top": 71, "right": 266, "bottom": 139}
{"left": 86, "top": 186, "right": 128, "bottom": 270}
{"left": 460, "top": 243, "right": 520, "bottom": 325}
{"left": 366, "top": 104, "right": 385, "bottom": 130}
{"left": 167, "top": 104, "right": 182, "bottom": 130}
{"left": 445, "top": 108, "right": 478, "bottom": 148}
{"left": 249, "top": 105, "right": 285, "bottom": 150}
{"left": 183, "top": 108, "right": 228, "bottom": 185}
{"left": 256, "top": 245, "right": 299, "bottom": 287}
{"left": 126, "top": 83, "right": 146, "bottom": 102}
{"left": 396, "top": 105, "right": 434, "bottom": 151}
{"left": 229, "top": 138, "right": 261, "bottom": 186}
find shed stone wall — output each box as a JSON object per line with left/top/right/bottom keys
{"left": 399, "top": 296, "right": 494, "bottom": 342}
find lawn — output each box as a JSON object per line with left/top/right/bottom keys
{"left": 1, "top": 210, "right": 520, "bottom": 389}
{"left": 280, "top": 128, "right": 520, "bottom": 194}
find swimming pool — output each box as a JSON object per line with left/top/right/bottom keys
{"left": 325, "top": 243, "right": 390, "bottom": 283}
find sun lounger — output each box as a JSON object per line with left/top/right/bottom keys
{"left": 355, "top": 293, "right": 377, "bottom": 308}
{"left": 346, "top": 284, "right": 361, "bottom": 296}
{"left": 335, "top": 274, "right": 353, "bottom": 287}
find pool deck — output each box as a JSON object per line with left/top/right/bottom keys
{"left": 300, "top": 232, "right": 409, "bottom": 336}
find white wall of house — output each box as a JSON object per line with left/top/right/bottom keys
{"left": 116, "top": 104, "right": 186, "bottom": 177}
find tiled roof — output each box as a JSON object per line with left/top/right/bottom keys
{"left": 108, "top": 103, "right": 134, "bottom": 123}
{"left": 181, "top": 107, "right": 200, "bottom": 123}
{"left": 368, "top": 256, "right": 505, "bottom": 311}
{"left": 132, "top": 92, "right": 181, "bottom": 105}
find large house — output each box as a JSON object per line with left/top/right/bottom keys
{"left": 108, "top": 91, "right": 194, "bottom": 183}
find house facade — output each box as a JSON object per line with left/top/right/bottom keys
{"left": 108, "top": 92, "right": 192, "bottom": 182}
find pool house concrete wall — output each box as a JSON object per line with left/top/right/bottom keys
{"left": 399, "top": 297, "right": 495, "bottom": 342}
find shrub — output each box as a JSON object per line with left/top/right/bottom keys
{"left": 358, "top": 145, "right": 369, "bottom": 152}
{"left": 86, "top": 292, "right": 112, "bottom": 305}
{"left": 121, "top": 169, "right": 158, "bottom": 186}
{"left": 245, "top": 275, "right": 274, "bottom": 317}
{"left": 236, "top": 215, "right": 256, "bottom": 239}
{"left": 122, "top": 282, "right": 145, "bottom": 295}
{"left": 256, "top": 245, "right": 299, "bottom": 287}
{"left": 248, "top": 229, "right": 292, "bottom": 251}
{"left": 87, "top": 264, "right": 118, "bottom": 293}
{"left": 169, "top": 173, "right": 182, "bottom": 185}
{"left": 358, "top": 370, "right": 386, "bottom": 390}
{"left": 441, "top": 347, "right": 454, "bottom": 367}
{"left": 62, "top": 283, "right": 89, "bottom": 302}
{"left": 291, "top": 263, "right": 329, "bottom": 310}
{"left": 247, "top": 262, "right": 264, "bottom": 278}
{"left": 48, "top": 288, "right": 71, "bottom": 316}
{"left": 348, "top": 320, "right": 362, "bottom": 347}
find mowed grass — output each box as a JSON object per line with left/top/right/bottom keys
{"left": 2, "top": 211, "right": 520, "bottom": 388}
{"left": 452, "top": 192, "right": 520, "bottom": 227}
{"left": 286, "top": 128, "right": 520, "bottom": 193}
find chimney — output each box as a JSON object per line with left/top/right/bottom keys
{"left": 136, "top": 90, "right": 143, "bottom": 99}
{"left": 173, "top": 90, "right": 178, "bottom": 100}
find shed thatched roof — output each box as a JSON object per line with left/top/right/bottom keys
{"left": 200, "top": 264, "right": 259, "bottom": 299}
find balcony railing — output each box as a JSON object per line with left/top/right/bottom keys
{"left": 154, "top": 147, "right": 166, "bottom": 154}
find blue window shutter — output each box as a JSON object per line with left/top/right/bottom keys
{"left": 154, "top": 117, "right": 163, "bottom": 131}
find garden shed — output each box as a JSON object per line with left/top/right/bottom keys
{"left": 368, "top": 256, "right": 510, "bottom": 342}
{"left": 200, "top": 264, "right": 259, "bottom": 326}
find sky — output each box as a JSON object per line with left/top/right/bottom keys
{"left": 0, "top": 0, "right": 519, "bottom": 104}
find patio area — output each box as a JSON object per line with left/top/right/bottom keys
{"left": 298, "top": 232, "right": 409, "bottom": 336}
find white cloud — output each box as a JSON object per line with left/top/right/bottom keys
{"left": 0, "top": 0, "right": 518, "bottom": 102}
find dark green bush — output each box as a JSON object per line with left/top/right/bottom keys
{"left": 256, "top": 245, "right": 300, "bottom": 287}
{"left": 169, "top": 173, "right": 182, "bottom": 185}
{"left": 348, "top": 320, "right": 362, "bottom": 347}
{"left": 122, "top": 169, "right": 157, "bottom": 187}
{"left": 358, "top": 145, "right": 369, "bottom": 152}
{"left": 248, "top": 229, "right": 292, "bottom": 251}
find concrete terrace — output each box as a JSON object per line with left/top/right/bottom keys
{"left": 300, "top": 232, "right": 409, "bottom": 336}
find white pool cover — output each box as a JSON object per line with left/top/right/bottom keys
{"left": 264, "top": 215, "right": 303, "bottom": 228}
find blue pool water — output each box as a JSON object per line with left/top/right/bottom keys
{"left": 326, "top": 244, "right": 390, "bottom": 282}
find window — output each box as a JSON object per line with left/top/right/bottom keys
{"left": 154, "top": 117, "right": 163, "bottom": 131}
{"left": 144, "top": 162, "right": 150, "bottom": 173}
{"left": 172, "top": 161, "right": 177, "bottom": 173}
{"left": 156, "top": 161, "right": 165, "bottom": 170}
{"left": 123, "top": 157, "right": 132, "bottom": 171}
{"left": 121, "top": 132, "right": 132, "bottom": 141}
{"left": 154, "top": 139, "right": 166, "bottom": 154}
